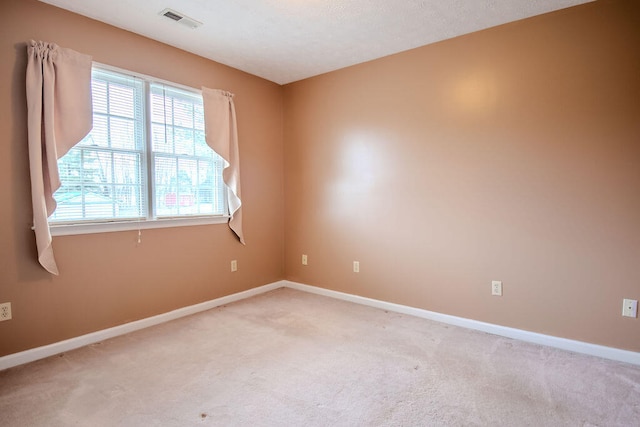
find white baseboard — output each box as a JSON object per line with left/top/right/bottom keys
{"left": 2, "top": 279, "right": 638, "bottom": 370}
{"left": 0, "top": 281, "right": 285, "bottom": 371}
{"left": 282, "top": 280, "right": 640, "bottom": 366}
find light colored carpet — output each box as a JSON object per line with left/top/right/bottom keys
{"left": 1, "top": 288, "right": 639, "bottom": 426}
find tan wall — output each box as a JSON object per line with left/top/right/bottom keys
{"left": 283, "top": 0, "right": 640, "bottom": 351}
{"left": 2, "top": 0, "right": 639, "bottom": 358}
{"left": 0, "top": 0, "right": 284, "bottom": 356}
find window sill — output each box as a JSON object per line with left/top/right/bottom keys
{"left": 49, "top": 215, "right": 230, "bottom": 236}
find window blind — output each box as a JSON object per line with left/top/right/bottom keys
{"left": 52, "top": 69, "right": 146, "bottom": 222}
{"left": 150, "top": 84, "right": 226, "bottom": 218}
{"left": 51, "top": 66, "right": 226, "bottom": 226}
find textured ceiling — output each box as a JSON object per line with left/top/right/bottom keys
{"left": 40, "top": 0, "right": 593, "bottom": 85}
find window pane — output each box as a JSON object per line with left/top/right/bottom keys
{"left": 194, "top": 104, "right": 204, "bottom": 130}
{"left": 92, "top": 80, "right": 108, "bottom": 114}
{"left": 150, "top": 92, "right": 172, "bottom": 124}
{"left": 109, "top": 84, "right": 136, "bottom": 118}
{"left": 174, "top": 127, "right": 194, "bottom": 156}
{"left": 114, "top": 184, "right": 143, "bottom": 218}
{"left": 110, "top": 117, "right": 137, "bottom": 149}
{"left": 155, "top": 156, "right": 201, "bottom": 217}
{"left": 194, "top": 130, "right": 211, "bottom": 157}
{"left": 173, "top": 98, "right": 193, "bottom": 128}
{"left": 154, "top": 156, "right": 177, "bottom": 216}
{"left": 195, "top": 160, "right": 216, "bottom": 215}
{"left": 113, "top": 152, "right": 141, "bottom": 185}
{"left": 154, "top": 154, "right": 225, "bottom": 217}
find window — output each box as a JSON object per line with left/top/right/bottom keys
{"left": 50, "top": 66, "right": 227, "bottom": 234}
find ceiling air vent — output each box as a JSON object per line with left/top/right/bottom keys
{"left": 159, "top": 8, "right": 202, "bottom": 29}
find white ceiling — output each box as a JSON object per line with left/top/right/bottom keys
{"left": 40, "top": 0, "right": 593, "bottom": 85}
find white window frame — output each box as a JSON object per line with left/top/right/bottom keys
{"left": 50, "top": 63, "right": 229, "bottom": 237}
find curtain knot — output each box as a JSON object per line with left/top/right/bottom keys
{"left": 219, "top": 90, "right": 235, "bottom": 99}
{"left": 28, "top": 40, "right": 59, "bottom": 60}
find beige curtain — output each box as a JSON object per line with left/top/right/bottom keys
{"left": 26, "top": 41, "right": 93, "bottom": 274}
{"left": 202, "top": 88, "right": 244, "bottom": 244}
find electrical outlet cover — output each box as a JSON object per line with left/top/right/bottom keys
{"left": 622, "top": 299, "right": 638, "bottom": 318}
{"left": 0, "top": 302, "right": 11, "bottom": 321}
{"left": 491, "top": 281, "right": 503, "bottom": 296}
